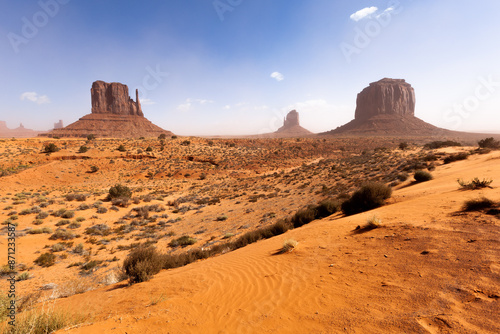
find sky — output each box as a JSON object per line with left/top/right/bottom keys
{"left": 1, "top": 0, "right": 500, "bottom": 135}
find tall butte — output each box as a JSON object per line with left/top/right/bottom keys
{"left": 324, "top": 78, "right": 452, "bottom": 136}
{"left": 264, "top": 110, "right": 312, "bottom": 137}
{"left": 43, "top": 81, "right": 173, "bottom": 138}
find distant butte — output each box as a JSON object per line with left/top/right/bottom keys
{"left": 43, "top": 81, "right": 173, "bottom": 138}
{"left": 323, "top": 78, "right": 455, "bottom": 136}
{"left": 0, "top": 121, "right": 43, "bottom": 138}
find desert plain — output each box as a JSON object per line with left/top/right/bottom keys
{"left": 0, "top": 135, "right": 498, "bottom": 333}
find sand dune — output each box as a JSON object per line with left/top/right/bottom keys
{"left": 45, "top": 151, "right": 500, "bottom": 333}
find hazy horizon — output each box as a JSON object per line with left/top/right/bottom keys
{"left": 1, "top": 1, "right": 500, "bottom": 136}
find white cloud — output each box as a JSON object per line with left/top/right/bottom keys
{"left": 196, "top": 99, "right": 214, "bottom": 105}
{"left": 270, "top": 72, "right": 284, "bottom": 81}
{"left": 177, "top": 98, "right": 192, "bottom": 112}
{"left": 176, "top": 98, "right": 215, "bottom": 112}
{"left": 376, "top": 6, "right": 395, "bottom": 18}
{"left": 141, "top": 98, "right": 155, "bottom": 105}
{"left": 20, "top": 92, "right": 50, "bottom": 104}
{"left": 350, "top": 6, "right": 378, "bottom": 21}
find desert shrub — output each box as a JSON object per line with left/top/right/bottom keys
{"left": 55, "top": 219, "right": 70, "bottom": 226}
{"left": 158, "top": 134, "right": 167, "bottom": 140}
{"left": 462, "top": 197, "right": 495, "bottom": 211}
{"left": 61, "top": 210, "right": 75, "bottom": 219}
{"left": 49, "top": 229, "right": 76, "bottom": 240}
{"left": 398, "top": 142, "right": 408, "bottom": 150}
{"left": 341, "top": 182, "right": 392, "bottom": 216}
{"left": 52, "top": 208, "right": 68, "bottom": 217}
{"left": 396, "top": 172, "right": 409, "bottom": 181}
{"left": 43, "top": 143, "right": 59, "bottom": 153}
{"left": 280, "top": 239, "right": 298, "bottom": 253}
{"left": 216, "top": 215, "right": 228, "bottom": 221}
{"left": 231, "top": 220, "right": 291, "bottom": 250}
{"left": 16, "top": 272, "right": 30, "bottom": 281}
{"left": 443, "top": 152, "right": 468, "bottom": 164}
{"left": 78, "top": 146, "right": 89, "bottom": 153}
{"left": 123, "top": 246, "right": 165, "bottom": 283}
{"left": 89, "top": 166, "right": 99, "bottom": 173}
{"left": 108, "top": 184, "right": 132, "bottom": 199}
{"left": 85, "top": 224, "right": 110, "bottom": 236}
{"left": 96, "top": 206, "right": 108, "bottom": 214}
{"left": 68, "top": 222, "right": 81, "bottom": 229}
{"left": 146, "top": 146, "right": 153, "bottom": 152}
{"left": 27, "top": 227, "right": 52, "bottom": 234}
{"left": 354, "top": 216, "right": 382, "bottom": 234}
{"left": 180, "top": 140, "right": 191, "bottom": 146}
{"left": 77, "top": 203, "right": 90, "bottom": 210}
{"left": 80, "top": 260, "right": 103, "bottom": 273}
{"left": 34, "top": 253, "right": 56, "bottom": 267}
{"left": 51, "top": 243, "right": 67, "bottom": 252}
{"left": 117, "top": 144, "right": 127, "bottom": 152}
{"left": 112, "top": 197, "right": 130, "bottom": 207}
{"left": 424, "top": 140, "right": 462, "bottom": 149}
{"left": 290, "top": 206, "right": 318, "bottom": 228}
{"left": 315, "top": 199, "right": 339, "bottom": 218}
{"left": 72, "top": 243, "right": 84, "bottom": 254}
{"left": 458, "top": 177, "right": 493, "bottom": 190}
{"left": 414, "top": 170, "right": 433, "bottom": 182}
{"left": 478, "top": 137, "right": 500, "bottom": 149}
{"left": 168, "top": 236, "right": 197, "bottom": 247}
{"left": 87, "top": 134, "right": 96, "bottom": 140}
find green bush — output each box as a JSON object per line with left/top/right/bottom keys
{"left": 443, "top": 152, "right": 468, "bottom": 164}
{"left": 341, "top": 182, "right": 392, "bottom": 216}
{"left": 43, "top": 143, "right": 59, "bottom": 153}
{"left": 414, "top": 170, "right": 433, "bottom": 182}
{"left": 78, "top": 146, "right": 89, "bottom": 153}
{"left": 478, "top": 137, "right": 500, "bottom": 149}
{"left": 109, "top": 184, "right": 132, "bottom": 199}
{"left": 34, "top": 253, "right": 56, "bottom": 267}
{"left": 168, "top": 236, "right": 197, "bottom": 247}
{"left": 462, "top": 197, "right": 495, "bottom": 211}
{"left": 458, "top": 177, "right": 493, "bottom": 190}
{"left": 123, "top": 246, "right": 165, "bottom": 283}
{"left": 424, "top": 140, "right": 461, "bottom": 149}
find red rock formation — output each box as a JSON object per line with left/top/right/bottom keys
{"left": 355, "top": 78, "right": 415, "bottom": 120}
{"left": 323, "top": 78, "right": 454, "bottom": 136}
{"left": 283, "top": 110, "right": 300, "bottom": 128}
{"left": 91, "top": 81, "right": 143, "bottom": 116}
{"left": 42, "top": 81, "right": 173, "bottom": 138}
{"left": 54, "top": 120, "right": 63, "bottom": 129}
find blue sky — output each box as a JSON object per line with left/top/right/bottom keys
{"left": 1, "top": 0, "right": 500, "bottom": 135}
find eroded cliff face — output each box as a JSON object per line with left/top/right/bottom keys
{"left": 91, "top": 81, "right": 143, "bottom": 117}
{"left": 354, "top": 78, "right": 415, "bottom": 121}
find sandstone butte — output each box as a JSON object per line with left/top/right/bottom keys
{"left": 275, "top": 110, "right": 313, "bottom": 136}
{"left": 42, "top": 81, "right": 173, "bottom": 138}
{"left": 323, "top": 78, "right": 464, "bottom": 137}
{"left": 256, "top": 110, "right": 313, "bottom": 138}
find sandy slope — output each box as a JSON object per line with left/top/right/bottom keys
{"left": 45, "top": 152, "right": 500, "bottom": 333}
